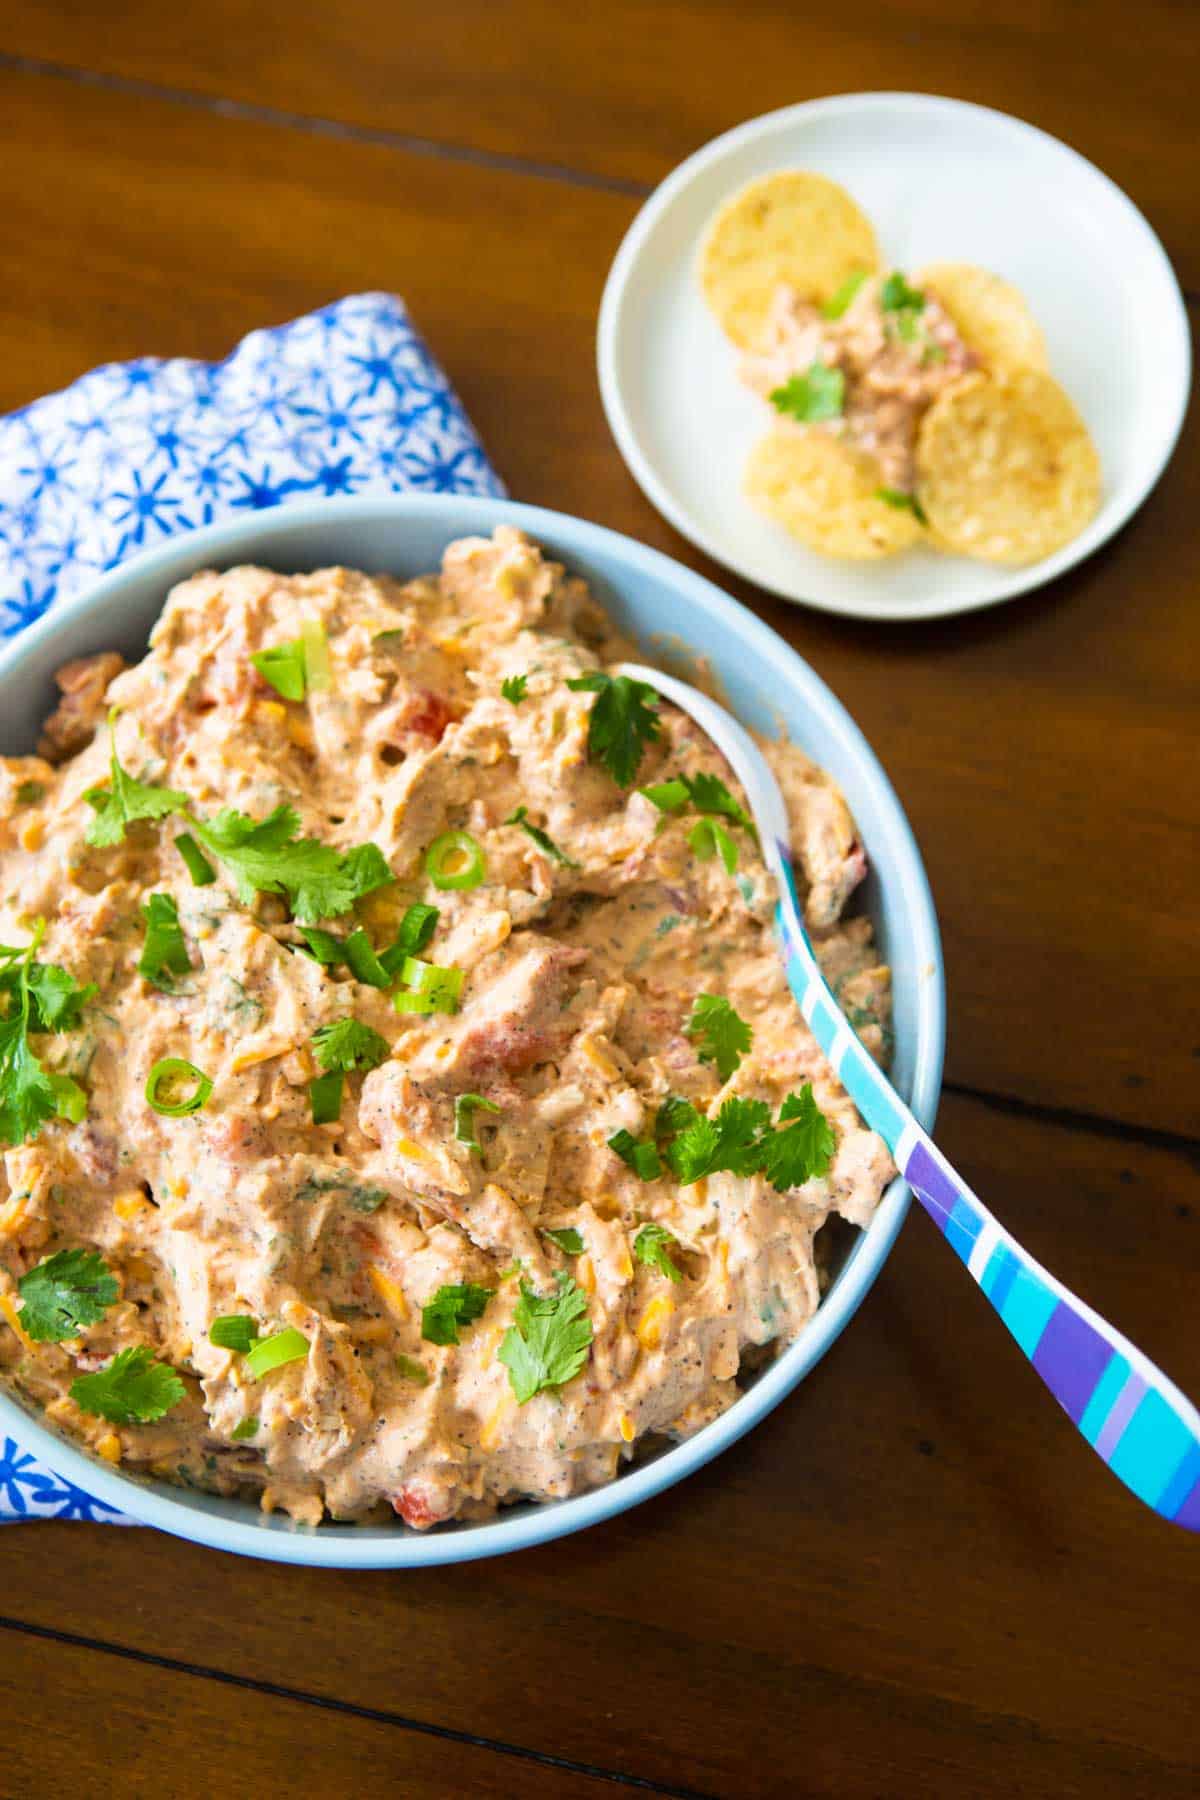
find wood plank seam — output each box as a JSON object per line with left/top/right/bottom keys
{"left": 0, "top": 1612, "right": 714, "bottom": 1799}
{"left": 0, "top": 50, "right": 652, "bottom": 200}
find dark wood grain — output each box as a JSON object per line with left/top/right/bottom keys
{"left": 1, "top": 0, "right": 1196, "bottom": 290}
{"left": 0, "top": 9, "right": 1197, "bottom": 1794}
{"left": 0, "top": 1626, "right": 630, "bottom": 1798}
{"left": 0, "top": 60, "right": 1194, "bottom": 1133}
{"left": 2, "top": 1092, "right": 1197, "bottom": 1797}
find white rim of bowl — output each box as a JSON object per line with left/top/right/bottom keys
{"left": 597, "top": 91, "right": 1192, "bottom": 622}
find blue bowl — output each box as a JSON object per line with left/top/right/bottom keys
{"left": 0, "top": 495, "right": 944, "bottom": 1565}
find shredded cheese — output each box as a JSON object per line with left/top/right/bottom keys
{"left": 0, "top": 1292, "right": 35, "bottom": 1352}
{"left": 368, "top": 1265, "right": 409, "bottom": 1321}
{"left": 636, "top": 1294, "right": 675, "bottom": 1351}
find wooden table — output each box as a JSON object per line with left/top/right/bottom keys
{"left": 1, "top": 4, "right": 1196, "bottom": 1793}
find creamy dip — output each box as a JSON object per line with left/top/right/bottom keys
{"left": 741, "top": 272, "right": 977, "bottom": 490}
{"left": 0, "top": 528, "right": 893, "bottom": 1528}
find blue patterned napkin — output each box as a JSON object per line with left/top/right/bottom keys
{"left": 0, "top": 293, "right": 504, "bottom": 1517}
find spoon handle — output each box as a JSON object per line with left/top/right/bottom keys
{"left": 774, "top": 856, "right": 1200, "bottom": 1532}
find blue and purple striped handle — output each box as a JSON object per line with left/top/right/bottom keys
{"left": 774, "top": 850, "right": 1200, "bottom": 1533}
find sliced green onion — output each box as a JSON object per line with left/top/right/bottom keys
{"left": 250, "top": 641, "right": 306, "bottom": 701}
{"left": 146, "top": 1057, "right": 212, "bottom": 1117}
{"left": 392, "top": 992, "right": 440, "bottom": 1015}
{"left": 175, "top": 832, "right": 217, "bottom": 886}
{"left": 244, "top": 1327, "right": 309, "bottom": 1381}
{"left": 300, "top": 617, "right": 332, "bottom": 691}
{"left": 48, "top": 1073, "right": 88, "bottom": 1124}
{"left": 688, "top": 817, "right": 738, "bottom": 875}
{"left": 823, "top": 269, "right": 869, "bottom": 319}
{"left": 608, "top": 1129, "right": 662, "bottom": 1181}
{"left": 309, "top": 1069, "right": 344, "bottom": 1124}
{"left": 454, "top": 1092, "right": 501, "bottom": 1153}
{"left": 209, "top": 1315, "right": 258, "bottom": 1353}
{"left": 395, "top": 1353, "right": 430, "bottom": 1386}
{"left": 343, "top": 927, "right": 391, "bottom": 988}
{"left": 399, "top": 956, "right": 464, "bottom": 1012}
{"left": 298, "top": 925, "right": 344, "bottom": 966}
{"left": 231, "top": 1416, "right": 259, "bottom": 1440}
{"left": 396, "top": 903, "right": 440, "bottom": 956}
{"left": 425, "top": 830, "right": 486, "bottom": 891}
{"left": 640, "top": 778, "right": 690, "bottom": 814}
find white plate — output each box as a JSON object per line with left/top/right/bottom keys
{"left": 597, "top": 93, "right": 1191, "bottom": 621}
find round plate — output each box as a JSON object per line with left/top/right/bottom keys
{"left": 597, "top": 93, "right": 1191, "bottom": 621}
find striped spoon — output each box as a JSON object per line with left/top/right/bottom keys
{"left": 617, "top": 661, "right": 1200, "bottom": 1531}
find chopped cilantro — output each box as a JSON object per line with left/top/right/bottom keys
{"left": 311, "top": 1017, "right": 390, "bottom": 1074}
{"left": 760, "top": 1084, "right": 837, "bottom": 1191}
{"left": 17, "top": 1249, "right": 119, "bottom": 1341}
{"left": 190, "top": 803, "right": 392, "bottom": 923}
{"left": 679, "top": 771, "right": 755, "bottom": 834}
{"left": 633, "top": 1223, "right": 683, "bottom": 1284}
{"left": 138, "top": 892, "right": 191, "bottom": 990}
{"left": 0, "top": 925, "right": 91, "bottom": 1146}
{"left": 640, "top": 778, "right": 691, "bottom": 813}
{"left": 667, "top": 1095, "right": 772, "bottom": 1184}
{"left": 83, "top": 713, "right": 190, "bottom": 847}
{"left": 70, "top": 1345, "right": 187, "bottom": 1424}
{"left": 421, "top": 1282, "right": 494, "bottom": 1347}
{"left": 565, "top": 671, "right": 661, "bottom": 787}
{"left": 543, "top": 1226, "right": 585, "bottom": 1255}
{"left": 498, "top": 1272, "right": 593, "bottom": 1404}
{"left": 770, "top": 361, "right": 845, "bottom": 424}
{"left": 501, "top": 673, "right": 529, "bottom": 704}
{"left": 506, "top": 806, "right": 579, "bottom": 868}
{"left": 687, "top": 994, "right": 753, "bottom": 1081}
{"left": 880, "top": 271, "right": 925, "bottom": 313}
{"left": 396, "top": 1353, "right": 430, "bottom": 1386}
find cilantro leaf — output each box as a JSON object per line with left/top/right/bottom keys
{"left": 566, "top": 672, "right": 661, "bottom": 787}
{"left": 770, "top": 361, "right": 845, "bottom": 424}
{"left": 505, "top": 806, "right": 580, "bottom": 868}
{"left": 633, "top": 1223, "right": 683, "bottom": 1284}
{"left": 655, "top": 1094, "right": 700, "bottom": 1141}
{"left": 667, "top": 1096, "right": 772, "bottom": 1185}
{"left": 880, "top": 271, "right": 925, "bottom": 313}
{"left": 17, "top": 1249, "right": 119, "bottom": 1341}
{"left": 761, "top": 1084, "right": 836, "bottom": 1191}
{"left": 69, "top": 1345, "right": 187, "bottom": 1424}
{"left": 0, "top": 928, "right": 90, "bottom": 1146}
{"left": 687, "top": 993, "right": 753, "bottom": 1081}
{"left": 823, "top": 270, "right": 869, "bottom": 319}
{"left": 421, "top": 1282, "right": 494, "bottom": 1347}
{"left": 681, "top": 771, "right": 755, "bottom": 835}
{"left": 875, "top": 486, "right": 928, "bottom": 525}
{"left": 83, "top": 713, "right": 190, "bottom": 847}
{"left": 190, "top": 804, "right": 393, "bottom": 923}
{"left": 640, "top": 778, "right": 691, "bottom": 813}
{"left": 688, "top": 816, "right": 738, "bottom": 874}
{"left": 498, "top": 1272, "right": 593, "bottom": 1404}
{"left": 607, "top": 1128, "right": 662, "bottom": 1181}
{"left": 23, "top": 961, "right": 96, "bottom": 1031}
{"left": 543, "top": 1226, "right": 584, "bottom": 1255}
{"left": 138, "top": 892, "right": 191, "bottom": 989}
{"left": 501, "top": 673, "right": 529, "bottom": 704}
{"left": 311, "top": 1017, "right": 390, "bottom": 1073}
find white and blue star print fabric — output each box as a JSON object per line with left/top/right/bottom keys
{"left": 0, "top": 293, "right": 503, "bottom": 1518}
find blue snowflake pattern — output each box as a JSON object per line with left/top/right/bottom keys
{"left": 0, "top": 294, "right": 503, "bottom": 1518}
{"left": 0, "top": 291, "right": 504, "bottom": 639}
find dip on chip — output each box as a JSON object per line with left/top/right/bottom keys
{"left": 915, "top": 369, "right": 1102, "bottom": 565}
{"left": 745, "top": 427, "right": 926, "bottom": 559}
{"left": 701, "top": 171, "right": 880, "bottom": 348}
{"left": 916, "top": 263, "right": 1049, "bottom": 375}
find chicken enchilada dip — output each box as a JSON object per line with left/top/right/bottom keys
{"left": 0, "top": 527, "right": 893, "bottom": 1529}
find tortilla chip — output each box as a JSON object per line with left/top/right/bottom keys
{"left": 745, "top": 427, "right": 925, "bottom": 560}
{"left": 915, "top": 370, "right": 1101, "bottom": 565}
{"left": 701, "top": 172, "right": 880, "bottom": 348}
{"left": 916, "top": 263, "right": 1048, "bottom": 374}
